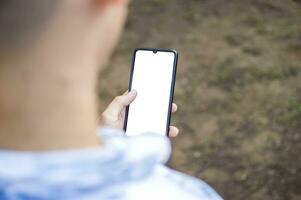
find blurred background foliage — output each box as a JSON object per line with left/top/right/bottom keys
{"left": 98, "top": 0, "right": 301, "bottom": 199}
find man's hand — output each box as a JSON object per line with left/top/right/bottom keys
{"left": 100, "top": 90, "right": 179, "bottom": 137}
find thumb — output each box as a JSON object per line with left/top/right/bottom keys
{"left": 113, "top": 90, "right": 137, "bottom": 109}
{"left": 120, "top": 90, "right": 137, "bottom": 106}
{"left": 102, "top": 90, "right": 137, "bottom": 120}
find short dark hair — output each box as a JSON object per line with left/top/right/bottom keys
{"left": 0, "top": 0, "right": 58, "bottom": 49}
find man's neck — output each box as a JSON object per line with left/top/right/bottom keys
{"left": 0, "top": 56, "right": 101, "bottom": 151}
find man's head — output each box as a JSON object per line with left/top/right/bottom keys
{"left": 0, "top": 0, "right": 129, "bottom": 150}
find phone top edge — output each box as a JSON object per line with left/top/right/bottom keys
{"left": 134, "top": 48, "right": 178, "bottom": 55}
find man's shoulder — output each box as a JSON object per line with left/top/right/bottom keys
{"left": 0, "top": 128, "right": 222, "bottom": 200}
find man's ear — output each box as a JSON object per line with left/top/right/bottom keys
{"left": 92, "top": 0, "right": 128, "bottom": 8}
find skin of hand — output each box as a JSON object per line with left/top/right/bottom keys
{"left": 100, "top": 90, "right": 179, "bottom": 137}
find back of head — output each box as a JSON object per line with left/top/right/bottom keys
{"left": 0, "top": 0, "right": 128, "bottom": 150}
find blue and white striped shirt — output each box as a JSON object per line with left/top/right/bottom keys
{"left": 0, "top": 128, "right": 223, "bottom": 200}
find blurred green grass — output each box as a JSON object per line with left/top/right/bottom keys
{"left": 98, "top": 0, "right": 301, "bottom": 199}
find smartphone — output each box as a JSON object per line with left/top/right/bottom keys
{"left": 124, "top": 48, "right": 178, "bottom": 136}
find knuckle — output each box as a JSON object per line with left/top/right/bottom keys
{"left": 101, "top": 112, "right": 108, "bottom": 121}
{"left": 114, "top": 96, "right": 122, "bottom": 103}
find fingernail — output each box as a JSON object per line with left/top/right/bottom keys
{"left": 129, "top": 90, "right": 137, "bottom": 96}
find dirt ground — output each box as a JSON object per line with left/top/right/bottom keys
{"left": 98, "top": 0, "right": 301, "bottom": 199}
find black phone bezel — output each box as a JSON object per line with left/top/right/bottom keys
{"left": 123, "top": 48, "right": 178, "bottom": 136}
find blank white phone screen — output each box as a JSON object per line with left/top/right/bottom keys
{"left": 126, "top": 50, "right": 176, "bottom": 136}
